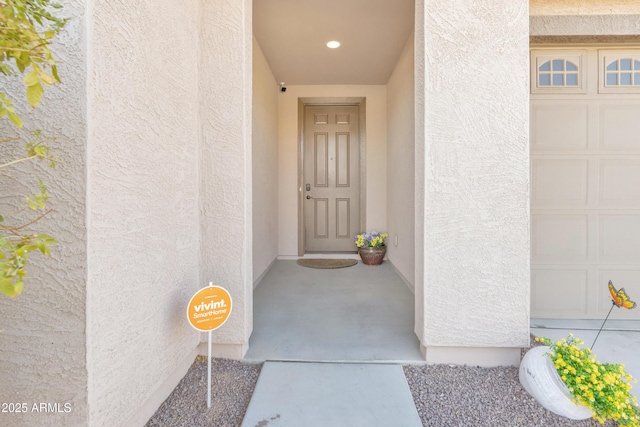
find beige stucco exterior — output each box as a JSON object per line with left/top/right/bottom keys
{"left": 1, "top": 0, "right": 637, "bottom": 425}
{"left": 416, "top": 0, "right": 531, "bottom": 365}
{"left": 0, "top": 1, "right": 88, "bottom": 426}
{"left": 252, "top": 38, "right": 279, "bottom": 284}
{"left": 530, "top": 0, "right": 640, "bottom": 15}
{"left": 531, "top": 0, "right": 640, "bottom": 38}
{"left": 0, "top": 0, "right": 254, "bottom": 425}
{"left": 386, "top": 34, "right": 416, "bottom": 288}
{"left": 85, "top": 2, "right": 203, "bottom": 426}
{"left": 198, "top": 0, "right": 254, "bottom": 361}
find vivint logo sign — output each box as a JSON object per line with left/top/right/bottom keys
{"left": 187, "top": 285, "right": 232, "bottom": 331}
{"left": 193, "top": 298, "right": 227, "bottom": 316}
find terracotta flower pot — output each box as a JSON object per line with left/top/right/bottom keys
{"left": 519, "top": 346, "right": 592, "bottom": 420}
{"left": 358, "top": 246, "right": 386, "bottom": 266}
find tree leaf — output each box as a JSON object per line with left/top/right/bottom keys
{"left": 26, "top": 83, "right": 44, "bottom": 108}
{"left": 24, "top": 70, "right": 39, "bottom": 87}
{"left": 52, "top": 65, "right": 60, "bottom": 82}
{"left": 13, "top": 280, "right": 24, "bottom": 296}
{"left": 16, "top": 59, "right": 27, "bottom": 73}
{"left": 0, "top": 279, "right": 18, "bottom": 298}
{"left": 37, "top": 234, "right": 58, "bottom": 245}
{"left": 40, "top": 72, "right": 56, "bottom": 86}
{"left": 8, "top": 111, "right": 23, "bottom": 128}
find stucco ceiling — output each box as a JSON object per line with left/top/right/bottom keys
{"left": 253, "top": 0, "right": 415, "bottom": 85}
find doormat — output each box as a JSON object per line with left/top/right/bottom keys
{"left": 296, "top": 259, "right": 358, "bottom": 269}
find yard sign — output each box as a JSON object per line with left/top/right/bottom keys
{"left": 187, "top": 284, "right": 232, "bottom": 331}
{"left": 187, "top": 283, "right": 232, "bottom": 408}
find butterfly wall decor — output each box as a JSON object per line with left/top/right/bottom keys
{"left": 608, "top": 280, "right": 637, "bottom": 310}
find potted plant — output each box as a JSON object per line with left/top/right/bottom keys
{"left": 353, "top": 231, "right": 388, "bottom": 265}
{"left": 520, "top": 334, "right": 639, "bottom": 425}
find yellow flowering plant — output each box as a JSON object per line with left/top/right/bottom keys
{"left": 536, "top": 335, "right": 639, "bottom": 426}
{"left": 353, "top": 231, "right": 388, "bottom": 248}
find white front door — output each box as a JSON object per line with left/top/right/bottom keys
{"left": 303, "top": 105, "right": 360, "bottom": 252}
{"left": 531, "top": 46, "right": 640, "bottom": 319}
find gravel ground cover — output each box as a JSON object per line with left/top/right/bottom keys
{"left": 145, "top": 357, "right": 261, "bottom": 427}
{"left": 403, "top": 363, "right": 615, "bottom": 427}
{"left": 147, "top": 346, "right": 620, "bottom": 427}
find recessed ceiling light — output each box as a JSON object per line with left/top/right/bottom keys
{"left": 326, "top": 41, "right": 341, "bottom": 49}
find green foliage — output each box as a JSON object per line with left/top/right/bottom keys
{"left": 1, "top": 0, "right": 67, "bottom": 115}
{"left": 537, "top": 335, "right": 640, "bottom": 426}
{"left": 0, "top": 93, "right": 22, "bottom": 127}
{"left": 0, "top": 132, "right": 58, "bottom": 298}
{"left": 0, "top": 0, "right": 65, "bottom": 298}
{"left": 0, "top": 232, "right": 57, "bottom": 297}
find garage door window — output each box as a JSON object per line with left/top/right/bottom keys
{"left": 531, "top": 50, "right": 586, "bottom": 94}
{"left": 538, "top": 59, "right": 579, "bottom": 87}
{"left": 605, "top": 59, "right": 640, "bottom": 86}
{"left": 599, "top": 50, "right": 640, "bottom": 94}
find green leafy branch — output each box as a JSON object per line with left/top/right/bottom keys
{"left": 1, "top": 131, "right": 56, "bottom": 168}
{"left": 0, "top": 230, "right": 57, "bottom": 298}
{"left": 1, "top": 0, "right": 67, "bottom": 116}
{"left": 0, "top": 132, "right": 58, "bottom": 298}
{"left": 0, "top": 176, "right": 57, "bottom": 298}
{"left": 1, "top": 0, "right": 65, "bottom": 298}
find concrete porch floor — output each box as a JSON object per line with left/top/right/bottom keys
{"left": 245, "top": 261, "right": 639, "bottom": 383}
{"left": 244, "top": 259, "right": 424, "bottom": 363}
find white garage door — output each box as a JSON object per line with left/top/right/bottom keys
{"left": 531, "top": 46, "right": 640, "bottom": 319}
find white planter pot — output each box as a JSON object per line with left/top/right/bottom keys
{"left": 519, "top": 346, "right": 592, "bottom": 420}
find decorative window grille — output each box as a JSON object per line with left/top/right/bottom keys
{"left": 605, "top": 58, "right": 640, "bottom": 87}
{"left": 538, "top": 59, "right": 579, "bottom": 87}
{"left": 531, "top": 50, "right": 586, "bottom": 94}
{"left": 599, "top": 50, "right": 640, "bottom": 94}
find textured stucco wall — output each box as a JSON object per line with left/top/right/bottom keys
{"left": 530, "top": 15, "right": 640, "bottom": 37}
{"left": 386, "top": 33, "right": 415, "bottom": 289}
{"left": 418, "top": 0, "right": 530, "bottom": 360}
{"left": 278, "top": 85, "right": 387, "bottom": 256}
{"left": 199, "top": 0, "right": 253, "bottom": 356}
{"left": 530, "top": 0, "right": 640, "bottom": 15}
{"left": 252, "top": 38, "right": 279, "bottom": 281}
{"left": 0, "top": 0, "right": 88, "bottom": 425}
{"left": 530, "top": 0, "right": 640, "bottom": 37}
{"left": 414, "top": 0, "right": 427, "bottom": 351}
{"left": 86, "top": 1, "right": 201, "bottom": 426}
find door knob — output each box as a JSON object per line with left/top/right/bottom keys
{"left": 306, "top": 195, "right": 313, "bottom": 199}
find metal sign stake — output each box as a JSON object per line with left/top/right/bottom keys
{"left": 207, "top": 281, "right": 213, "bottom": 409}
{"left": 186, "top": 281, "right": 233, "bottom": 411}
{"left": 207, "top": 330, "right": 212, "bottom": 408}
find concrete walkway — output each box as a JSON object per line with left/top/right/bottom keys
{"left": 240, "top": 361, "right": 422, "bottom": 427}
{"left": 243, "top": 260, "right": 422, "bottom": 426}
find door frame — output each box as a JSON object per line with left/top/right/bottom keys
{"left": 297, "top": 97, "right": 367, "bottom": 255}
